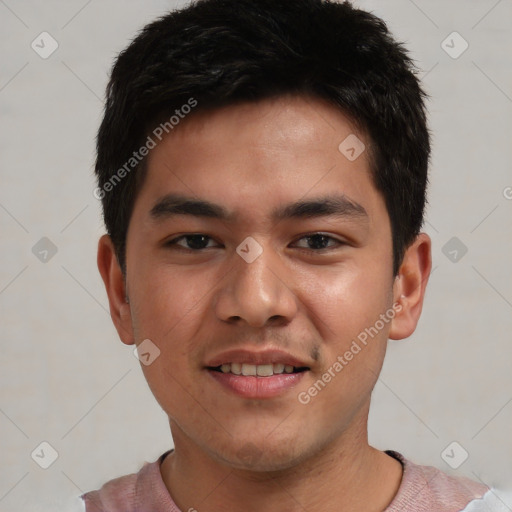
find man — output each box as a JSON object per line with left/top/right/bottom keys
{"left": 82, "top": 0, "right": 498, "bottom": 510}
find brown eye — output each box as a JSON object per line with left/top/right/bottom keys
{"left": 167, "top": 234, "right": 219, "bottom": 250}
{"left": 293, "top": 233, "right": 343, "bottom": 250}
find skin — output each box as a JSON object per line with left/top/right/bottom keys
{"left": 98, "top": 95, "right": 431, "bottom": 512}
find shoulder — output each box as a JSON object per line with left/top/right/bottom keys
{"left": 385, "top": 450, "right": 489, "bottom": 512}
{"left": 81, "top": 451, "right": 174, "bottom": 512}
{"left": 81, "top": 467, "right": 140, "bottom": 512}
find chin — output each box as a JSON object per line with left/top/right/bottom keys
{"left": 212, "top": 437, "right": 314, "bottom": 474}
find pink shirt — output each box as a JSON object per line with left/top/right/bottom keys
{"left": 81, "top": 450, "right": 489, "bottom": 511}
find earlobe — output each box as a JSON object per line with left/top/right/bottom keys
{"left": 97, "top": 234, "right": 135, "bottom": 345}
{"left": 389, "top": 233, "right": 432, "bottom": 340}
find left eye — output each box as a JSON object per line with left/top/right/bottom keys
{"left": 293, "top": 234, "right": 343, "bottom": 250}
{"left": 167, "top": 234, "right": 219, "bottom": 250}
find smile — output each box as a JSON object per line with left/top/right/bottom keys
{"left": 209, "top": 363, "right": 309, "bottom": 376}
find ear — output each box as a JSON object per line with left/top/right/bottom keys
{"left": 97, "top": 234, "right": 135, "bottom": 345}
{"left": 389, "top": 232, "right": 432, "bottom": 340}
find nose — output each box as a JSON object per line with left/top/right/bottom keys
{"left": 213, "top": 242, "right": 298, "bottom": 328}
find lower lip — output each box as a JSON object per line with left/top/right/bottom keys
{"left": 207, "top": 370, "right": 307, "bottom": 398}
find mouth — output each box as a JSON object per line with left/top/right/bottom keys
{"left": 204, "top": 349, "right": 311, "bottom": 398}
{"left": 207, "top": 363, "right": 310, "bottom": 377}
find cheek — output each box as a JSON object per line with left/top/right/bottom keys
{"left": 131, "top": 265, "right": 213, "bottom": 340}
{"left": 298, "top": 260, "right": 393, "bottom": 346}
{"left": 295, "top": 267, "right": 392, "bottom": 427}
{"left": 128, "top": 269, "right": 210, "bottom": 401}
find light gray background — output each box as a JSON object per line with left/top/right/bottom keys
{"left": 0, "top": 1, "right": 511, "bottom": 510}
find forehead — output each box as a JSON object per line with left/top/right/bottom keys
{"left": 133, "top": 95, "right": 384, "bottom": 225}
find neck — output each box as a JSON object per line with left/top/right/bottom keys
{"left": 160, "top": 413, "right": 403, "bottom": 512}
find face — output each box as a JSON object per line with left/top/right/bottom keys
{"left": 114, "top": 95, "right": 407, "bottom": 470}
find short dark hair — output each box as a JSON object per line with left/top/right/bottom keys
{"left": 95, "top": 0, "right": 430, "bottom": 276}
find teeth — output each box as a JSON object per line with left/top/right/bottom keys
{"left": 256, "top": 364, "right": 273, "bottom": 377}
{"left": 230, "top": 362, "right": 242, "bottom": 375}
{"left": 241, "top": 364, "right": 257, "bottom": 376}
{"left": 273, "top": 363, "right": 285, "bottom": 374}
{"left": 216, "top": 363, "right": 300, "bottom": 376}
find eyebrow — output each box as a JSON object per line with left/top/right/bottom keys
{"left": 149, "top": 193, "right": 368, "bottom": 223}
{"left": 150, "top": 194, "right": 230, "bottom": 220}
{"left": 273, "top": 195, "right": 367, "bottom": 221}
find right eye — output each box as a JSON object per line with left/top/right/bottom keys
{"left": 165, "top": 234, "right": 221, "bottom": 251}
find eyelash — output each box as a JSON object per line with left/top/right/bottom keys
{"left": 165, "top": 233, "right": 345, "bottom": 252}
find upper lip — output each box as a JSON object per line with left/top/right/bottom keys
{"left": 205, "top": 348, "right": 311, "bottom": 368}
